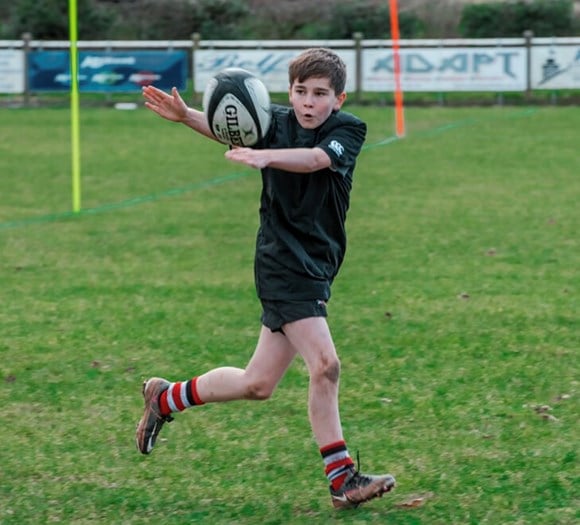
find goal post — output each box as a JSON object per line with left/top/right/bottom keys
{"left": 389, "top": 0, "right": 406, "bottom": 137}
{"left": 69, "top": 0, "right": 81, "bottom": 212}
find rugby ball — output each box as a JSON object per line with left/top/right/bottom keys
{"left": 202, "top": 68, "right": 272, "bottom": 147}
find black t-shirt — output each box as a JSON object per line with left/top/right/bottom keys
{"left": 254, "top": 104, "right": 367, "bottom": 301}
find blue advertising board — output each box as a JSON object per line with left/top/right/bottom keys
{"left": 29, "top": 50, "right": 187, "bottom": 92}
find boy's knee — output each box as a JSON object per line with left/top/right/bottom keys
{"left": 314, "top": 355, "right": 341, "bottom": 384}
{"left": 245, "top": 379, "right": 274, "bottom": 400}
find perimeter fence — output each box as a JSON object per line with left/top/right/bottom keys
{"left": 1, "top": 32, "right": 579, "bottom": 105}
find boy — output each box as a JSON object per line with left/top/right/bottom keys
{"left": 137, "top": 47, "right": 395, "bottom": 509}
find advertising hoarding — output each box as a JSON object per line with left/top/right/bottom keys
{"left": 362, "top": 47, "right": 527, "bottom": 92}
{"left": 0, "top": 50, "right": 25, "bottom": 94}
{"left": 29, "top": 50, "right": 187, "bottom": 92}
{"left": 195, "top": 49, "right": 357, "bottom": 93}
{"left": 531, "top": 45, "right": 580, "bottom": 89}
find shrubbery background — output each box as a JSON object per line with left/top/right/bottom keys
{"left": 1, "top": 0, "right": 578, "bottom": 40}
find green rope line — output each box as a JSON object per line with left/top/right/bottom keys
{"left": 0, "top": 172, "right": 249, "bottom": 231}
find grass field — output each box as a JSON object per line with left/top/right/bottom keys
{"left": 0, "top": 103, "right": 578, "bottom": 524}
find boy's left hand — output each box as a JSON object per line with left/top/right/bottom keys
{"left": 225, "top": 148, "right": 270, "bottom": 170}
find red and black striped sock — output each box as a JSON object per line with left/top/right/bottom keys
{"left": 159, "top": 377, "right": 204, "bottom": 416}
{"left": 320, "top": 440, "right": 355, "bottom": 491}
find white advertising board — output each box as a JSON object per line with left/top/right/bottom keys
{"left": 195, "top": 49, "right": 357, "bottom": 93}
{"left": 0, "top": 50, "right": 25, "bottom": 94}
{"left": 531, "top": 45, "right": 580, "bottom": 89}
{"left": 362, "top": 47, "right": 527, "bottom": 92}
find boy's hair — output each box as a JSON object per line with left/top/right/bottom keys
{"left": 288, "top": 48, "right": 347, "bottom": 95}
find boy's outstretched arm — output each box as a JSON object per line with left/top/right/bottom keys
{"left": 225, "top": 147, "right": 331, "bottom": 173}
{"left": 142, "top": 85, "right": 217, "bottom": 141}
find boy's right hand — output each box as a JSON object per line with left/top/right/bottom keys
{"left": 142, "top": 86, "right": 188, "bottom": 123}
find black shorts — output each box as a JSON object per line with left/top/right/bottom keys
{"left": 260, "top": 298, "right": 328, "bottom": 333}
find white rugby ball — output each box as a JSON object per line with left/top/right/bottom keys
{"left": 202, "top": 68, "right": 272, "bottom": 147}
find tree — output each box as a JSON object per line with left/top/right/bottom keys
{"left": 5, "top": 0, "right": 114, "bottom": 39}
{"left": 460, "top": 0, "right": 574, "bottom": 38}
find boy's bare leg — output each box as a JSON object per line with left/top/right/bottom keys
{"left": 195, "top": 326, "right": 297, "bottom": 402}
{"left": 282, "top": 317, "right": 343, "bottom": 446}
{"left": 136, "top": 326, "right": 296, "bottom": 454}
{"left": 283, "top": 317, "right": 396, "bottom": 508}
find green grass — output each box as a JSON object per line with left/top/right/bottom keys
{"left": 0, "top": 104, "right": 578, "bottom": 524}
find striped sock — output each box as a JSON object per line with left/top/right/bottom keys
{"left": 159, "top": 377, "right": 205, "bottom": 416}
{"left": 320, "top": 440, "right": 355, "bottom": 491}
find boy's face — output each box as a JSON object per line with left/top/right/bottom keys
{"left": 289, "top": 77, "right": 347, "bottom": 129}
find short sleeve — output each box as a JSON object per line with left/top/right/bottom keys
{"left": 317, "top": 117, "right": 367, "bottom": 177}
